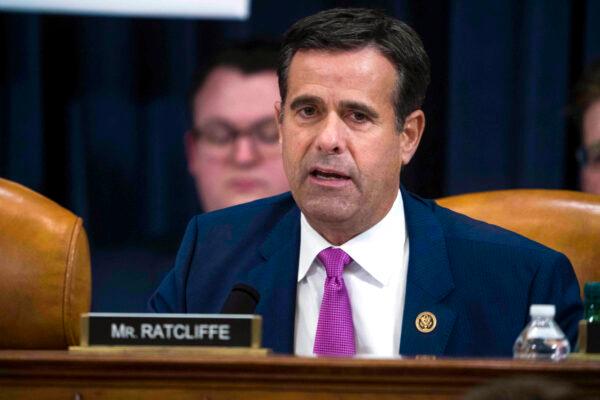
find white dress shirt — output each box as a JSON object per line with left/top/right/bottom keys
{"left": 294, "top": 190, "right": 410, "bottom": 357}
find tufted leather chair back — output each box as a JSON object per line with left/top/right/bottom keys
{"left": 0, "top": 178, "right": 91, "bottom": 348}
{"left": 437, "top": 190, "right": 600, "bottom": 299}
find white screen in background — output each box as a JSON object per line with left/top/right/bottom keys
{"left": 0, "top": 0, "right": 250, "bottom": 19}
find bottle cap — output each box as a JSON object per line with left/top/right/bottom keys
{"left": 584, "top": 282, "right": 600, "bottom": 301}
{"left": 529, "top": 304, "right": 555, "bottom": 317}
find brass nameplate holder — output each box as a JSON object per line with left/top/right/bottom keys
{"left": 70, "top": 312, "right": 267, "bottom": 355}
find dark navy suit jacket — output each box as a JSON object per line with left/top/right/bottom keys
{"left": 149, "top": 189, "right": 582, "bottom": 357}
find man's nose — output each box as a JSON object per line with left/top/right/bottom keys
{"left": 315, "top": 113, "right": 346, "bottom": 154}
{"left": 231, "top": 136, "right": 261, "bottom": 166}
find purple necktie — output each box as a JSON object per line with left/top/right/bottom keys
{"left": 313, "top": 247, "right": 356, "bottom": 357}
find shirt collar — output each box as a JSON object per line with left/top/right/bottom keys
{"left": 298, "top": 189, "right": 406, "bottom": 286}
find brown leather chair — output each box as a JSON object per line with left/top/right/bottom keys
{"left": 437, "top": 190, "right": 600, "bottom": 298}
{"left": 0, "top": 178, "right": 91, "bottom": 349}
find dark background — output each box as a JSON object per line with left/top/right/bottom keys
{"left": 1, "top": 1, "right": 599, "bottom": 308}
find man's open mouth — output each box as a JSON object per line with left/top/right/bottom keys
{"left": 310, "top": 168, "right": 351, "bottom": 180}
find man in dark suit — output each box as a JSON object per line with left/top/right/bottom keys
{"left": 149, "top": 8, "right": 582, "bottom": 357}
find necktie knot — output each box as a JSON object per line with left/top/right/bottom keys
{"left": 317, "top": 247, "right": 352, "bottom": 278}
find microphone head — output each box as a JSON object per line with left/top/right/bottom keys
{"left": 220, "top": 283, "right": 260, "bottom": 314}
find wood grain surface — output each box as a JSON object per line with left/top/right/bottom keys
{"left": 1, "top": 350, "right": 599, "bottom": 399}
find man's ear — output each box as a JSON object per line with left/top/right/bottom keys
{"left": 184, "top": 130, "right": 198, "bottom": 174}
{"left": 399, "top": 109, "right": 425, "bottom": 166}
{"left": 274, "top": 101, "right": 283, "bottom": 144}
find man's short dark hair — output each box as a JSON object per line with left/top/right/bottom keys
{"left": 188, "top": 40, "right": 280, "bottom": 121}
{"left": 571, "top": 60, "right": 600, "bottom": 128}
{"left": 277, "top": 8, "right": 431, "bottom": 129}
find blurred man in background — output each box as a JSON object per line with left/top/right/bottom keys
{"left": 573, "top": 60, "right": 600, "bottom": 195}
{"left": 185, "top": 41, "right": 289, "bottom": 212}
{"left": 93, "top": 41, "right": 288, "bottom": 312}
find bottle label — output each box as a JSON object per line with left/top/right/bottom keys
{"left": 525, "top": 326, "right": 564, "bottom": 340}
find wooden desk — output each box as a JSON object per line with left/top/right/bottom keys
{"left": 1, "top": 350, "right": 599, "bottom": 399}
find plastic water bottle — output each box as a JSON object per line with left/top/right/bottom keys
{"left": 513, "top": 304, "right": 570, "bottom": 360}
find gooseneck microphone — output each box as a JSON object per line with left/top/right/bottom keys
{"left": 220, "top": 283, "right": 260, "bottom": 314}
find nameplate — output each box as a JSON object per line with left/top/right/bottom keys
{"left": 80, "top": 313, "right": 262, "bottom": 348}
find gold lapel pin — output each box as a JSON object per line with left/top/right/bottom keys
{"left": 415, "top": 311, "right": 437, "bottom": 333}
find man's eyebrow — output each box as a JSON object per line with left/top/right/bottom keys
{"left": 195, "top": 118, "right": 232, "bottom": 130}
{"left": 339, "top": 100, "right": 380, "bottom": 120}
{"left": 289, "top": 95, "right": 325, "bottom": 110}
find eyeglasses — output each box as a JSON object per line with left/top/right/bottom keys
{"left": 192, "top": 117, "right": 279, "bottom": 151}
{"left": 576, "top": 141, "right": 600, "bottom": 170}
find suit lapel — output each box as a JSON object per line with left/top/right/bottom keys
{"left": 237, "top": 206, "right": 301, "bottom": 354}
{"left": 399, "top": 189, "right": 456, "bottom": 356}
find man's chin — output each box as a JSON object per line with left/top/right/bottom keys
{"left": 222, "top": 191, "right": 270, "bottom": 209}
{"left": 300, "top": 198, "right": 357, "bottom": 225}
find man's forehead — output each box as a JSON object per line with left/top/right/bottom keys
{"left": 285, "top": 47, "right": 398, "bottom": 109}
{"left": 290, "top": 47, "right": 393, "bottom": 72}
{"left": 193, "top": 66, "right": 279, "bottom": 125}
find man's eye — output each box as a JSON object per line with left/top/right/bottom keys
{"left": 299, "top": 106, "right": 317, "bottom": 118}
{"left": 349, "top": 111, "right": 368, "bottom": 123}
{"left": 254, "top": 124, "right": 279, "bottom": 144}
{"left": 202, "top": 126, "right": 234, "bottom": 145}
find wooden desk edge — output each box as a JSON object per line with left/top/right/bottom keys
{"left": 1, "top": 351, "right": 599, "bottom": 399}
